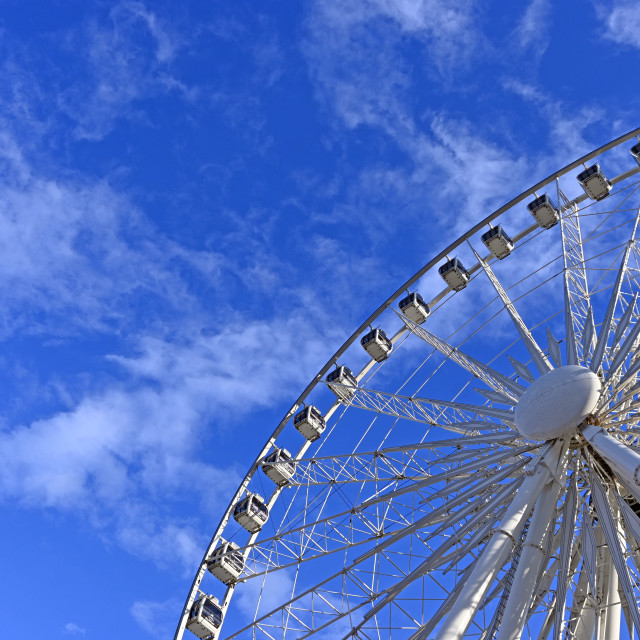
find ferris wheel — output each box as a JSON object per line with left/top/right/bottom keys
{"left": 175, "top": 127, "right": 640, "bottom": 640}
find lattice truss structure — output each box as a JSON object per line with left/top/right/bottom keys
{"left": 175, "top": 131, "right": 640, "bottom": 640}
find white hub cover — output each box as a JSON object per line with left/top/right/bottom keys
{"left": 514, "top": 365, "right": 601, "bottom": 440}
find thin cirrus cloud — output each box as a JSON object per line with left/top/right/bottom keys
{"left": 58, "top": 1, "right": 194, "bottom": 141}
{"left": 602, "top": 1, "right": 640, "bottom": 48}
{"left": 0, "top": 2, "right": 638, "bottom": 638}
{"left": 64, "top": 622, "right": 87, "bottom": 636}
{"left": 0, "top": 131, "right": 203, "bottom": 336}
{"left": 131, "top": 598, "right": 182, "bottom": 637}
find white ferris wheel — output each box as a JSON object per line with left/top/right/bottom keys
{"left": 175, "top": 127, "right": 640, "bottom": 640}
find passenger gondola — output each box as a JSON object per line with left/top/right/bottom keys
{"left": 186, "top": 594, "right": 223, "bottom": 639}
{"left": 293, "top": 405, "right": 326, "bottom": 441}
{"left": 481, "top": 225, "right": 514, "bottom": 259}
{"left": 399, "top": 292, "right": 430, "bottom": 324}
{"left": 233, "top": 492, "right": 269, "bottom": 532}
{"left": 207, "top": 539, "right": 244, "bottom": 584}
{"left": 262, "top": 448, "right": 296, "bottom": 485}
{"left": 325, "top": 365, "right": 358, "bottom": 401}
{"left": 577, "top": 163, "right": 611, "bottom": 200}
{"left": 438, "top": 257, "right": 470, "bottom": 291}
{"left": 361, "top": 328, "right": 393, "bottom": 362}
{"left": 527, "top": 193, "right": 559, "bottom": 229}
{"left": 326, "top": 365, "right": 358, "bottom": 401}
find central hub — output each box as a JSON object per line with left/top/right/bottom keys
{"left": 514, "top": 365, "right": 601, "bottom": 440}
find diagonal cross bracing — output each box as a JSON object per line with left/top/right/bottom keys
{"left": 591, "top": 209, "right": 640, "bottom": 372}
{"left": 327, "top": 381, "right": 517, "bottom": 430}
{"left": 397, "top": 311, "right": 525, "bottom": 400}
{"left": 558, "top": 181, "right": 591, "bottom": 366}
{"left": 471, "top": 245, "right": 552, "bottom": 375}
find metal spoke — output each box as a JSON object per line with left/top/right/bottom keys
{"left": 338, "top": 382, "right": 517, "bottom": 429}
{"left": 175, "top": 130, "right": 640, "bottom": 640}
{"left": 591, "top": 208, "right": 640, "bottom": 372}
{"left": 558, "top": 181, "right": 591, "bottom": 365}
{"left": 590, "top": 469, "right": 640, "bottom": 632}
{"left": 552, "top": 470, "right": 577, "bottom": 639}
{"left": 471, "top": 245, "right": 552, "bottom": 375}
{"left": 398, "top": 312, "right": 525, "bottom": 400}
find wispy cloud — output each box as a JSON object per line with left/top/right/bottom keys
{"left": 512, "top": 0, "right": 551, "bottom": 55}
{"left": 0, "top": 130, "right": 204, "bottom": 337}
{"left": 502, "top": 78, "right": 609, "bottom": 165}
{"left": 64, "top": 622, "right": 86, "bottom": 636}
{"left": 131, "top": 598, "right": 181, "bottom": 637}
{"left": 58, "top": 1, "right": 193, "bottom": 140}
{"left": 602, "top": 1, "right": 640, "bottom": 48}
{"left": 0, "top": 305, "right": 341, "bottom": 567}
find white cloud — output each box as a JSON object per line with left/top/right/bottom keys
{"left": 423, "top": 116, "right": 530, "bottom": 231}
{"left": 304, "top": 0, "right": 480, "bottom": 135}
{"left": 0, "top": 128, "right": 221, "bottom": 338}
{"left": 0, "top": 306, "right": 341, "bottom": 567}
{"left": 603, "top": 2, "right": 640, "bottom": 48}
{"left": 236, "top": 567, "right": 295, "bottom": 619}
{"left": 502, "top": 78, "right": 608, "bottom": 167}
{"left": 59, "top": 1, "right": 193, "bottom": 140}
{"left": 513, "top": 0, "right": 551, "bottom": 54}
{"left": 64, "top": 622, "right": 86, "bottom": 635}
{"left": 303, "top": 0, "right": 541, "bottom": 239}
{"left": 131, "top": 598, "right": 181, "bottom": 637}
{"left": 368, "top": 0, "right": 479, "bottom": 72}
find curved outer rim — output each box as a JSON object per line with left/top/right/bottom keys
{"left": 174, "top": 125, "right": 640, "bottom": 640}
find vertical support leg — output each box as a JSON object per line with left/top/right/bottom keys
{"left": 495, "top": 461, "right": 568, "bottom": 640}
{"left": 602, "top": 562, "right": 621, "bottom": 640}
{"left": 434, "top": 441, "right": 567, "bottom": 640}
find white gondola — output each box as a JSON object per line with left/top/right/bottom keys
{"left": 399, "top": 292, "right": 430, "bottom": 324}
{"left": 233, "top": 492, "right": 269, "bottom": 532}
{"left": 438, "top": 257, "right": 469, "bottom": 291}
{"left": 631, "top": 142, "right": 640, "bottom": 166}
{"left": 577, "top": 163, "right": 611, "bottom": 200}
{"left": 186, "top": 594, "right": 223, "bottom": 639}
{"left": 293, "top": 405, "right": 326, "bottom": 441}
{"left": 361, "top": 328, "right": 393, "bottom": 362}
{"left": 326, "top": 365, "right": 357, "bottom": 401}
{"left": 262, "top": 448, "right": 296, "bottom": 485}
{"left": 481, "top": 225, "right": 514, "bottom": 259}
{"left": 527, "top": 193, "right": 559, "bottom": 229}
{"left": 207, "top": 539, "right": 244, "bottom": 584}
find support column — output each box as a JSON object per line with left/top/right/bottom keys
{"left": 602, "top": 490, "right": 623, "bottom": 640}
{"left": 434, "top": 441, "right": 567, "bottom": 640}
{"left": 582, "top": 425, "right": 640, "bottom": 498}
{"left": 495, "top": 454, "right": 569, "bottom": 640}
{"left": 603, "top": 563, "right": 621, "bottom": 640}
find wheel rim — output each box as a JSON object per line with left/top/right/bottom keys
{"left": 176, "top": 127, "right": 640, "bottom": 640}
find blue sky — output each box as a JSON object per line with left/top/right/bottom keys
{"left": 1, "top": 1, "right": 640, "bottom": 638}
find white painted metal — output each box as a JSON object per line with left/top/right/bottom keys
{"left": 546, "top": 327, "right": 562, "bottom": 368}
{"left": 515, "top": 366, "right": 601, "bottom": 440}
{"left": 558, "top": 179, "right": 591, "bottom": 366}
{"left": 174, "top": 127, "right": 640, "bottom": 640}
{"left": 590, "top": 210, "right": 640, "bottom": 373}
{"left": 582, "top": 425, "right": 640, "bottom": 499}
{"left": 507, "top": 355, "right": 535, "bottom": 384}
{"left": 494, "top": 455, "right": 568, "bottom": 640}
{"left": 553, "top": 471, "right": 577, "bottom": 639}
{"left": 434, "top": 441, "right": 567, "bottom": 640}
{"left": 399, "top": 311, "right": 525, "bottom": 399}
{"left": 472, "top": 246, "right": 552, "bottom": 374}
